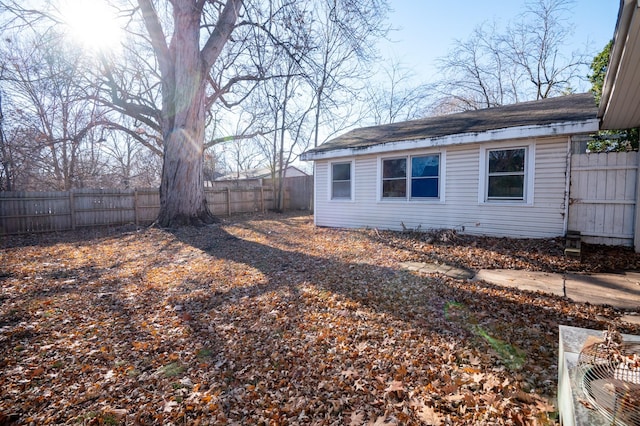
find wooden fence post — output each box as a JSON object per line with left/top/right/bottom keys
{"left": 260, "top": 187, "right": 265, "bottom": 213}
{"left": 227, "top": 188, "right": 232, "bottom": 216}
{"left": 134, "top": 190, "right": 139, "bottom": 226}
{"left": 69, "top": 191, "right": 76, "bottom": 230}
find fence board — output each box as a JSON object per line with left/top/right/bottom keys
{"left": 284, "top": 176, "right": 313, "bottom": 210}
{"left": 261, "top": 176, "right": 313, "bottom": 210}
{"left": 136, "top": 190, "right": 160, "bottom": 224}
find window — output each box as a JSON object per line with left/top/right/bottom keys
{"left": 487, "top": 148, "right": 526, "bottom": 200}
{"left": 381, "top": 154, "right": 440, "bottom": 200}
{"left": 382, "top": 158, "right": 407, "bottom": 198}
{"left": 331, "top": 162, "right": 352, "bottom": 199}
{"left": 411, "top": 155, "right": 439, "bottom": 198}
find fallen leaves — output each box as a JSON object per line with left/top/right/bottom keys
{"left": 411, "top": 399, "right": 443, "bottom": 425}
{"left": 1, "top": 212, "right": 639, "bottom": 424}
{"left": 376, "top": 228, "right": 640, "bottom": 273}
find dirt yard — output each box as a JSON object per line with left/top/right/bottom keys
{"left": 1, "top": 212, "right": 639, "bottom": 425}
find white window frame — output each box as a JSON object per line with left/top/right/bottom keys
{"left": 377, "top": 151, "right": 445, "bottom": 202}
{"left": 328, "top": 160, "right": 355, "bottom": 201}
{"left": 381, "top": 156, "right": 408, "bottom": 199}
{"left": 478, "top": 142, "right": 535, "bottom": 205}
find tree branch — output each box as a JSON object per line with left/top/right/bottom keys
{"left": 205, "top": 129, "right": 266, "bottom": 149}
{"left": 201, "top": 0, "right": 243, "bottom": 69}
{"left": 137, "top": 0, "right": 172, "bottom": 79}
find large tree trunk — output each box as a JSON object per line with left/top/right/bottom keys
{"left": 137, "top": 0, "right": 241, "bottom": 226}
{"left": 157, "top": 106, "right": 214, "bottom": 226}
{"left": 155, "top": 3, "right": 215, "bottom": 227}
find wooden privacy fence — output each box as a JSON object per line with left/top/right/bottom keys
{"left": 0, "top": 183, "right": 310, "bottom": 235}
{"left": 264, "top": 175, "right": 314, "bottom": 211}
{"left": 568, "top": 151, "right": 639, "bottom": 247}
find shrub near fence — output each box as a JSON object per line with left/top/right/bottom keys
{"left": 0, "top": 183, "right": 310, "bottom": 235}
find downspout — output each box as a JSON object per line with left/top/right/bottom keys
{"left": 312, "top": 161, "right": 317, "bottom": 224}
{"left": 634, "top": 150, "right": 640, "bottom": 252}
{"left": 563, "top": 136, "right": 572, "bottom": 236}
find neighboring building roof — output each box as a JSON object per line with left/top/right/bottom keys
{"left": 598, "top": 0, "right": 640, "bottom": 130}
{"left": 301, "top": 93, "right": 599, "bottom": 161}
{"left": 217, "top": 166, "right": 308, "bottom": 181}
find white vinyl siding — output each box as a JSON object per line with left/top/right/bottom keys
{"left": 313, "top": 137, "right": 569, "bottom": 238}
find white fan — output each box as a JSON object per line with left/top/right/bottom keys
{"left": 577, "top": 329, "right": 640, "bottom": 426}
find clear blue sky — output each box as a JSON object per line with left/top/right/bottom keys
{"left": 378, "top": 0, "right": 619, "bottom": 88}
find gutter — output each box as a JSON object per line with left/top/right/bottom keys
{"left": 300, "top": 119, "right": 600, "bottom": 161}
{"left": 598, "top": 0, "right": 638, "bottom": 120}
{"left": 563, "top": 136, "right": 572, "bottom": 236}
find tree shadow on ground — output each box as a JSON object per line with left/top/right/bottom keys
{"left": 168, "top": 219, "right": 636, "bottom": 388}
{"left": 2, "top": 214, "right": 637, "bottom": 424}
{"left": 0, "top": 224, "right": 141, "bottom": 249}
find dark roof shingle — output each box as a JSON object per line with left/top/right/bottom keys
{"left": 305, "top": 93, "right": 597, "bottom": 156}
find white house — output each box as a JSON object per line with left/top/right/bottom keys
{"left": 207, "top": 166, "right": 309, "bottom": 189}
{"left": 301, "top": 94, "right": 600, "bottom": 239}
{"left": 216, "top": 166, "right": 309, "bottom": 181}
{"left": 302, "top": 0, "right": 640, "bottom": 246}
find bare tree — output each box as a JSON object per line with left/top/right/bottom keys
{"left": 436, "top": 0, "right": 589, "bottom": 111}
{"left": 436, "top": 22, "right": 518, "bottom": 110}
{"left": 503, "top": 0, "right": 588, "bottom": 100}
{"left": 364, "top": 59, "right": 432, "bottom": 124}
{"left": 0, "top": 90, "right": 12, "bottom": 191}
{"left": 307, "top": 0, "right": 389, "bottom": 147}
{"left": 98, "top": 123, "right": 161, "bottom": 188}
{"left": 216, "top": 111, "right": 266, "bottom": 177}
{"left": 0, "top": 0, "right": 390, "bottom": 220}
{"left": 0, "top": 34, "right": 110, "bottom": 190}
{"left": 132, "top": 148, "right": 163, "bottom": 188}
{"left": 0, "top": 0, "right": 266, "bottom": 223}
{"left": 0, "top": 1, "right": 318, "bottom": 224}
{"left": 255, "top": 53, "right": 315, "bottom": 211}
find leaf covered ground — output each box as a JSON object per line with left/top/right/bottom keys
{"left": 1, "top": 212, "right": 639, "bottom": 425}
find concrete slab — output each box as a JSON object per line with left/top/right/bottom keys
{"left": 474, "top": 269, "right": 565, "bottom": 297}
{"left": 401, "top": 262, "right": 640, "bottom": 311}
{"left": 622, "top": 314, "right": 640, "bottom": 325}
{"left": 399, "top": 261, "right": 474, "bottom": 280}
{"left": 565, "top": 272, "right": 640, "bottom": 311}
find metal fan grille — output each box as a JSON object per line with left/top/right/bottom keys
{"left": 578, "top": 341, "right": 640, "bottom": 426}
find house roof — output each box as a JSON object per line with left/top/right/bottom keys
{"left": 301, "top": 93, "right": 599, "bottom": 161}
{"left": 598, "top": 0, "right": 640, "bottom": 130}
{"left": 216, "top": 166, "right": 308, "bottom": 181}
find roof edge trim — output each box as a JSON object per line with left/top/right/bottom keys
{"left": 598, "top": 0, "right": 637, "bottom": 119}
{"left": 301, "top": 119, "right": 599, "bottom": 161}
